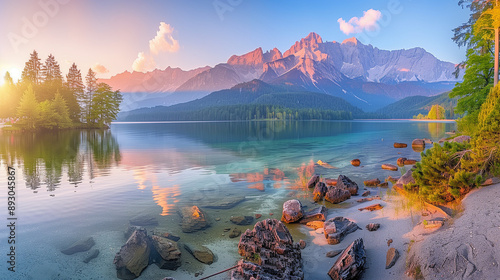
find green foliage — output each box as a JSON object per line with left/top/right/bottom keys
{"left": 6, "top": 51, "right": 122, "bottom": 130}
{"left": 120, "top": 104, "right": 352, "bottom": 121}
{"left": 427, "top": 105, "right": 446, "bottom": 119}
{"left": 412, "top": 142, "right": 477, "bottom": 203}
{"left": 378, "top": 92, "right": 459, "bottom": 119}
{"left": 16, "top": 85, "right": 39, "bottom": 130}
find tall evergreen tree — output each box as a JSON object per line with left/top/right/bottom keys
{"left": 21, "top": 50, "right": 42, "bottom": 85}
{"left": 84, "top": 68, "right": 97, "bottom": 124}
{"left": 41, "top": 54, "right": 63, "bottom": 87}
{"left": 65, "top": 63, "right": 85, "bottom": 122}
{"left": 16, "top": 85, "right": 39, "bottom": 130}
{"left": 89, "top": 83, "right": 122, "bottom": 127}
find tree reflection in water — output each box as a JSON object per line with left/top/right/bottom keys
{"left": 0, "top": 130, "right": 121, "bottom": 192}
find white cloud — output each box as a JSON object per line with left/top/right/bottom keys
{"left": 149, "top": 22, "right": 180, "bottom": 55}
{"left": 132, "top": 52, "right": 156, "bottom": 72}
{"left": 92, "top": 63, "right": 109, "bottom": 74}
{"left": 338, "top": 9, "right": 382, "bottom": 35}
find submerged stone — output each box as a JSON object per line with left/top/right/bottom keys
{"left": 61, "top": 237, "right": 95, "bottom": 255}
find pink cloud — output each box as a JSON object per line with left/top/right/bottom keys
{"left": 338, "top": 9, "right": 382, "bottom": 35}
{"left": 149, "top": 22, "right": 180, "bottom": 55}
{"left": 132, "top": 52, "right": 156, "bottom": 72}
{"left": 92, "top": 63, "right": 109, "bottom": 74}
{"left": 399, "top": 68, "right": 410, "bottom": 72}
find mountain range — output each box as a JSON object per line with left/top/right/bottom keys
{"left": 100, "top": 32, "right": 462, "bottom": 112}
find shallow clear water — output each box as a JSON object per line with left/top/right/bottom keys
{"left": 0, "top": 120, "right": 455, "bottom": 279}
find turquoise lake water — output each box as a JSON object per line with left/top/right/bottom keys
{"left": 0, "top": 120, "right": 456, "bottom": 279}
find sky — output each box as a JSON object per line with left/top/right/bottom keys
{"left": 0, "top": 0, "right": 471, "bottom": 81}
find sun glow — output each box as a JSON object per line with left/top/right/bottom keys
{"left": 0, "top": 67, "right": 22, "bottom": 86}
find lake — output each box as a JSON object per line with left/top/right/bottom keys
{"left": 0, "top": 120, "right": 456, "bottom": 279}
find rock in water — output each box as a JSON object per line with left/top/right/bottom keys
{"left": 313, "top": 182, "right": 327, "bottom": 202}
{"left": 83, "top": 249, "right": 99, "bottom": 263}
{"left": 229, "top": 228, "right": 241, "bottom": 238}
{"left": 325, "top": 178, "right": 338, "bottom": 186}
{"left": 366, "top": 223, "right": 380, "bottom": 231}
{"left": 230, "top": 216, "right": 254, "bottom": 225}
{"left": 337, "top": 175, "right": 358, "bottom": 195}
{"left": 61, "top": 237, "right": 95, "bottom": 255}
{"left": 394, "top": 142, "right": 407, "bottom": 148}
{"left": 363, "top": 178, "right": 380, "bottom": 187}
{"left": 307, "top": 174, "right": 320, "bottom": 188}
{"left": 281, "top": 199, "right": 304, "bottom": 223}
{"left": 361, "top": 190, "right": 370, "bottom": 197}
{"left": 397, "top": 169, "right": 416, "bottom": 186}
{"left": 381, "top": 164, "right": 398, "bottom": 171}
{"left": 202, "top": 196, "right": 246, "bottom": 209}
{"left": 305, "top": 221, "right": 324, "bottom": 230}
{"left": 114, "top": 228, "right": 151, "bottom": 279}
{"left": 150, "top": 235, "right": 181, "bottom": 270}
{"left": 324, "top": 217, "right": 360, "bottom": 245}
{"left": 232, "top": 219, "right": 303, "bottom": 280}
{"left": 129, "top": 214, "right": 158, "bottom": 227}
{"left": 386, "top": 248, "right": 399, "bottom": 269}
{"left": 184, "top": 244, "right": 215, "bottom": 265}
{"left": 328, "top": 238, "right": 366, "bottom": 280}
{"left": 350, "top": 159, "right": 361, "bottom": 166}
{"left": 412, "top": 139, "right": 425, "bottom": 147}
{"left": 358, "top": 204, "right": 384, "bottom": 212}
{"left": 326, "top": 250, "right": 343, "bottom": 258}
{"left": 300, "top": 206, "right": 328, "bottom": 224}
{"left": 178, "top": 206, "right": 210, "bottom": 233}
{"left": 325, "top": 187, "right": 351, "bottom": 204}
{"left": 404, "top": 159, "right": 417, "bottom": 165}
{"left": 396, "top": 157, "right": 407, "bottom": 167}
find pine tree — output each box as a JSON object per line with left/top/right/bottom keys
{"left": 89, "top": 83, "right": 122, "bottom": 127}
{"left": 16, "top": 85, "right": 39, "bottom": 130}
{"left": 21, "top": 50, "right": 42, "bottom": 85}
{"left": 41, "top": 54, "right": 63, "bottom": 86}
{"left": 84, "top": 68, "right": 97, "bottom": 124}
{"left": 52, "top": 91, "right": 72, "bottom": 128}
{"left": 66, "top": 63, "right": 85, "bottom": 122}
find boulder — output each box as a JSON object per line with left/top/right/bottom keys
{"left": 356, "top": 196, "right": 381, "bottom": 203}
{"left": 403, "top": 159, "right": 417, "bottom": 165}
{"left": 394, "top": 142, "right": 407, "bottom": 148}
{"left": 363, "top": 178, "right": 380, "bottom": 187}
{"left": 451, "top": 135, "right": 471, "bottom": 143}
{"left": 325, "top": 187, "right": 351, "bottom": 204}
{"left": 361, "top": 190, "right": 370, "bottom": 197}
{"left": 397, "top": 169, "right": 416, "bottom": 186}
{"left": 324, "top": 217, "right": 360, "bottom": 245}
{"left": 229, "top": 228, "right": 242, "bottom": 238}
{"left": 281, "top": 199, "right": 304, "bottom": 223}
{"left": 337, "top": 175, "right": 358, "bottom": 195}
{"left": 255, "top": 214, "right": 262, "bottom": 219}
{"left": 482, "top": 177, "right": 500, "bottom": 186}
{"left": 396, "top": 157, "right": 407, "bottom": 167}
{"left": 124, "top": 226, "right": 141, "bottom": 240}
{"left": 178, "top": 206, "right": 210, "bottom": 233}
{"left": 184, "top": 244, "right": 215, "bottom": 265}
{"left": 412, "top": 139, "right": 425, "bottom": 147}
{"left": 350, "top": 159, "right": 361, "bottom": 166}
{"left": 300, "top": 206, "right": 327, "bottom": 224}
{"left": 232, "top": 219, "right": 303, "bottom": 280}
{"left": 438, "top": 138, "right": 447, "bottom": 143}
{"left": 385, "top": 176, "right": 400, "bottom": 183}
{"left": 299, "top": 240, "right": 306, "bottom": 249}
{"left": 326, "top": 250, "right": 343, "bottom": 258}
{"left": 325, "top": 178, "right": 338, "bottom": 186}
{"left": 358, "top": 204, "right": 384, "bottom": 212}
{"left": 377, "top": 182, "right": 389, "bottom": 188}
{"left": 366, "top": 223, "right": 380, "bottom": 231}
{"left": 231, "top": 216, "right": 254, "bottom": 225}
{"left": 307, "top": 174, "right": 320, "bottom": 188}
{"left": 129, "top": 214, "right": 158, "bottom": 227}
{"left": 61, "top": 237, "right": 95, "bottom": 255}
{"left": 161, "top": 232, "right": 180, "bottom": 242}
{"left": 423, "top": 138, "right": 433, "bottom": 144}
{"left": 150, "top": 235, "right": 181, "bottom": 270}
{"left": 327, "top": 238, "right": 366, "bottom": 280}
{"left": 305, "top": 221, "right": 324, "bottom": 230}
{"left": 313, "top": 182, "right": 327, "bottom": 202}
{"left": 386, "top": 248, "right": 399, "bottom": 269}
{"left": 114, "top": 228, "right": 151, "bottom": 279}
{"left": 381, "top": 164, "right": 398, "bottom": 171}
{"left": 83, "top": 249, "right": 99, "bottom": 263}
{"left": 202, "top": 196, "right": 245, "bottom": 209}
